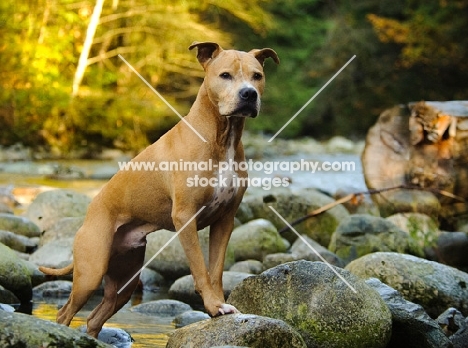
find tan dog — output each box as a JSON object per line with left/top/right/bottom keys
{"left": 39, "top": 41, "right": 279, "bottom": 338}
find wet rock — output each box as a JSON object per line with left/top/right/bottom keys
{"left": 0, "top": 243, "right": 32, "bottom": 304}
{"left": 436, "top": 231, "right": 468, "bottom": 271}
{"left": 229, "top": 260, "right": 264, "bottom": 274}
{"left": 145, "top": 228, "right": 234, "bottom": 280}
{"left": 169, "top": 272, "right": 252, "bottom": 308}
{"left": 242, "top": 188, "right": 349, "bottom": 245}
{"left": 33, "top": 280, "right": 73, "bottom": 298}
{"left": 173, "top": 310, "right": 210, "bottom": 328}
{"left": 443, "top": 311, "right": 468, "bottom": 336}
{"left": 346, "top": 252, "right": 468, "bottom": 317}
{"left": 229, "top": 219, "right": 288, "bottom": 262}
{"left": 0, "top": 310, "right": 111, "bottom": 347}
{"left": 40, "top": 216, "right": 84, "bottom": 246}
{"left": 437, "top": 308, "right": 468, "bottom": 347}
{"left": 366, "top": 278, "right": 451, "bottom": 348}
{"left": 0, "top": 230, "right": 37, "bottom": 253}
{"left": 0, "top": 303, "right": 15, "bottom": 312}
{"left": 140, "top": 268, "right": 165, "bottom": 291}
{"left": 130, "top": 299, "right": 192, "bottom": 317}
{"left": 79, "top": 326, "right": 133, "bottom": 348}
{"left": 228, "top": 261, "right": 392, "bottom": 348}
{"left": 0, "top": 213, "right": 41, "bottom": 238}
{"left": 30, "top": 237, "right": 74, "bottom": 269}
{"left": 166, "top": 314, "right": 306, "bottom": 348}
{"left": 329, "top": 214, "right": 424, "bottom": 264}
{"left": 25, "top": 189, "right": 91, "bottom": 231}
{"left": 235, "top": 201, "right": 254, "bottom": 223}
{"left": 262, "top": 253, "right": 296, "bottom": 269}
{"left": 0, "top": 285, "right": 20, "bottom": 304}
{"left": 387, "top": 212, "right": 439, "bottom": 252}
{"left": 291, "top": 234, "right": 345, "bottom": 267}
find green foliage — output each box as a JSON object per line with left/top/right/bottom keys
{"left": 1, "top": 0, "right": 467, "bottom": 154}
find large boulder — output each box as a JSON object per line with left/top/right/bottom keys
{"left": 291, "top": 234, "right": 344, "bottom": 267}
{"left": 0, "top": 243, "right": 32, "bottom": 304}
{"left": 346, "top": 252, "right": 468, "bottom": 317}
{"left": 40, "top": 216, "right": 84, "bottom": 246}
{"left": 229, "top": 219, "right": 288, "bottom": 261}
{"left": 239, "top": 189, "right": 349, "bottom": 245}
{"left": 145, "top": 228, "right": 235, "bottom": 280}
{"left": 25, "top": 189, "right": 91, "bottom": 231}
{"left": 228, "top": 261, "right": 392, "bottom": 348}
{"left": 386, "top": 213, "right": 439, "bottom": 251}
{"left": 436, "top": 231, "right": 468, "bottom": 271}
{"left": 0, "top": 310, "right": 111, "bottom": 347}
{"left": 29, "top": 237, "right": 74, "bottom": 269}
{"left": 166, "top": 314, "right": 306, "bottom": 348}
{"left": 366, "top": 278, "right": 451, "bottom": 348}
{"left": 329, "top": 214, "right": 423, "bottom": 264}
{"left": 169, "top": 272, "right": 252, "bottom": 308}
{"left": 0, "top": 213, "right": 41, "bottom": 238}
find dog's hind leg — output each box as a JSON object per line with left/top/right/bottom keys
{"left": 86, "top": 245, "right": 145, "bottom": 337}
{"left": 85, "top": 221, "right": 149, "bottom": 337}
{"left": 57, "top": 202, "right": 116, "bottom": 327}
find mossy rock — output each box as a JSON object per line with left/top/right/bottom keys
{"left": 329, "top": 214, "right": 424, "bottom": 264}
{"left": 0, "top": 310, "right": 111, "bottom": 347}
{"left": 346, "top": 252, "right": 468, "bottom": 317}
{"left": 0, "top": 213, "right": 41, "bottom": 238}
{"left": 228, "top": 260, "right": 392, "bottom": 348}
{"left": 229, "top": 219, "right": 288, "bottom": 261}
{"left": 166, "top": 314, "right": 306, "bottom": 348}
{"left": 0, "top": 243, "right": 32, "bottom": 303}
{"left": 241, "top": 189, "right": 349, "bottom": 245}
{"left": 386, "top": 213, "right": 439, "bottom": 250}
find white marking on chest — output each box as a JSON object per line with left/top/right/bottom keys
{"left": 207, "top": 131, "right": 238, "bottom": 210}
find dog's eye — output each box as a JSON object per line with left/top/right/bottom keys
{"left": 219, "top": 72, "right": 232, "bottom": 79}
{"left": 253, "top": 72, "right": 263, "bottom": 80}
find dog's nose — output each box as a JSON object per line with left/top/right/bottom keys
{"left": 239, "top": 88, "right": 258, "bottom": 102}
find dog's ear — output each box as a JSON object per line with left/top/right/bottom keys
{"left": 249, "top": 48, "right": 280, "bottom": 66}
{"left": 189, "top": 42, "right": 223, "bottom": 70}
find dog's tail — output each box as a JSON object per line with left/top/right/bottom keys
{"left": 39, "top": 263, "right": 74, "bottom": 276}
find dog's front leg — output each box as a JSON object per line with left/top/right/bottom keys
{"left": 208, "top": 215, "right": 240, "bottom": 315}
{"left": 174, "top": 209, "right": 226, "bottom": 316}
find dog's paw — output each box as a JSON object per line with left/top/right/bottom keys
{"left": 217, "top": 303, "right": 240, "bottom": 315}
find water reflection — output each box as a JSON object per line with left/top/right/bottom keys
{"left": 33, "top": 290, "right": 174, "bottom": 348}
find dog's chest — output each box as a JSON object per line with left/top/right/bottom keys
{"left": 206, "top": 138, "right": 240, "bottom": 211}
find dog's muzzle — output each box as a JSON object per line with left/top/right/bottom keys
{"left": 230, "top": 87, "right": 260, "bottom": 118}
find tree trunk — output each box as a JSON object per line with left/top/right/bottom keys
{"left": 362, "top": 101, "right": 468, "bottom": 228}
{"left": 72, "top": 0, "right": 105, "bottom": 97}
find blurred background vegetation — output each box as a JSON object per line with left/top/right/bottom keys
{"left": 1, "top": 0, "right": 467, "bottom": 156}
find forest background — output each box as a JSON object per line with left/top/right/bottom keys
{"left": 1, "top": 0, "right": 467, "bottom": 155}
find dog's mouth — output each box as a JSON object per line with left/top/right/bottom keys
{"left": 226, "top": 104, "right": 259, "bottom": 118}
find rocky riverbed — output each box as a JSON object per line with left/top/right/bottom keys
{"left": 1, "top": 136, "right": 468, "bottom": 347}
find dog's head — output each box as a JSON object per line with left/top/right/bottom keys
{"left": 189, "top": 42, "right": 279, "bottom": 118}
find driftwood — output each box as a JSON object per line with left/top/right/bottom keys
{"left": 361, "top": 101, "right": 468, "bottom": 227}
